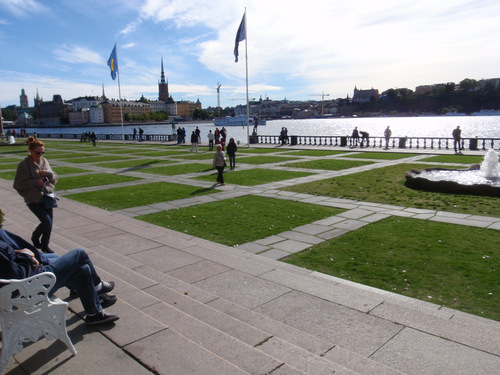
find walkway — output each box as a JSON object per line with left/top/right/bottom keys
{"left": 0, "top": 142, "right": 499, "bottom": 374}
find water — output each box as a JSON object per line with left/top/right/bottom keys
{"left": 31, "top": 115, "right": 500, "bottom": 145}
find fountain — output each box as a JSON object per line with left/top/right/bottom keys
{"left": 405, "top": 149, "right": 500, "bottom": 196}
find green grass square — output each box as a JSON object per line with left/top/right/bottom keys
{"left": 346, "top": 152, "right": 419, "bottom": 160}
{"left": 64, "top": 181, "right": 216, "bottom": 210}
{"left": 93, "top": 159, "right": 173, "bottom": 169}
{"left": 283, "top": 217, "right": 499, "bottom": 321}
{"left": 140, "top": 163, "right": 212, "bottom": 176}
{"left": 56, "top": 173, "right": 141, "bottom": 191}
{"left": 194, "top": 168, "right": 314, "bottom": 186}
{"left": 137, "top": 195, "right": 344, "bottom": 246}
{"left": 283, "top": 159, "right": 374, "bottom": 171}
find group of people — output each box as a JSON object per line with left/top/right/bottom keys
{"left": 350, "top": 127, "right": 370, "bottom": 147}
{"left": 279, "top": 127, "right": 289, "bottom": 145}
{"left": 212, "top": 137, "right": 237, "bottom": 185}
{"left": 132, "top": 127, "right": 145, "bottom": 141}
{"left": 3, "top": 137, "right": 120, "bottom": 325}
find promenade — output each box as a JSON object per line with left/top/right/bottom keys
{"left": 0, "top": 141, "right": 499, "bottom": 374}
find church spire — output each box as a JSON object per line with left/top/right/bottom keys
{"left": 159, "top": 56, "right": 169, "bottom": 101}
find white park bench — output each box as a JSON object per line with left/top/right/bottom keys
{"left": 0, "top": 272, "right": 77, "bottom": 372}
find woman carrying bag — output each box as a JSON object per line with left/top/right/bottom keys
{"left": 212, "top": 144, "right": 226, "bottom": 186}
{"left": 13, "top": 137, "right": 58, "bottom": 253}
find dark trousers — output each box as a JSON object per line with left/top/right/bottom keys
{"left": 216, "top": 166, "right": 224, "bottom": 184}
{"left": 228, "top": 154, "right": 235, "bottom": 169}
{"left": 27, "top": 201, "right": 53, "bottom": 249}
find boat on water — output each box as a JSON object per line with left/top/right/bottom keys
{"left": 214, "top": 115, "right": 266, "bottom": 127}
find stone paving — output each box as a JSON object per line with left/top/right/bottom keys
{"left": 0, "top": 140, "right": 499, "bottom": 374}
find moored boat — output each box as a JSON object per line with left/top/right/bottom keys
{"left": 214, "top": 115, "right": 266, "bottom": 127}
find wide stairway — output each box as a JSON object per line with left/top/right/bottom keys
{"left": 1, "top": 180, "right": 499, "bottom": 375}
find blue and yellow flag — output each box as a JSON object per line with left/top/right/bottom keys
{"left": 234, "top": 12, "right": 246, "bottom": 63}
{"left": 107, "top": 44, "right": 118, "bottom": 80}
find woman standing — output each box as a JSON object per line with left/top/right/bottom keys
{"left": 212, "top": 144, "right": 226, "bottom": 186}
{"left": 13, "top": 137, "right": 58, "bottom": 253}
{"left": 226, "top": 138, "right": 237, "bottom": 170}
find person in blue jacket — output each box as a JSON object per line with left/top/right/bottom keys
{"left": 0, "top": 229, "right": 119, "bottom": 325}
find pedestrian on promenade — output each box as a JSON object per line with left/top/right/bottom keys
{"left": 207, "top": 130, "right": 214, "bottom": 150}
{"left": 384, "top": 126, "right": 392, "bottom": 149}
{"left": 90, "top": 132, "right": 97, "bottom": 147}
{"left": 351, "top": 127, "right": 359, "bottom": 147}
{"left": 195, "top": 127, "right": 201, "bottom": 143}
{"left": 133, "top": 128, "right": 137, "bottom": 140}
{"left": 13, "top": 137, "right": 58, "bottom": 253}
{"left": 212, "top": 144, "right": 226, "bottom": 186}
{"left": 452, "top": 126, "right": 462, "bottom": 153}
{"left": 0, "top": 229, "right": 119, "bottom": 325}
{"left": 190, "top": 131, "right": 198, "bottom": 152}
{"left": 360, "top": 131, "right": 370, "bottom": 147}
{"left": 139, "top": 127, "right": 144, "bottom": 142}
{"left": 226, "top": 138, "right": 237, "bottom": 170}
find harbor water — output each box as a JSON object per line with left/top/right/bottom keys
{"left": 28, "top": 116, "right": 500, "bottom": 145}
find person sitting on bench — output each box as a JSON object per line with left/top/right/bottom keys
{"left": 0, "top": 229, "right": 119, "bottom": 325}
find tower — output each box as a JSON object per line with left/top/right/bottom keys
{"left": 20, "top": 88, "right": 29, "bottom": 108}
{"left": 158, "top": 57, "right": 169, "bottom": 102}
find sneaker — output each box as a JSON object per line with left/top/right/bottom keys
{"left": 99, "top": 294, "right": 117, "bottom": 308}
{"left": 98, "top": 281, "right": 115, "bottom": 295}
{"left": 85, "top": 310, "right": 119, "bottom": 325}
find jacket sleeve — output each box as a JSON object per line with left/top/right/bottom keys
{"left": 42, "top": 158, "right": 58, "bottom": 186}
{"left": 0, "top": 240, "right": 37, "bottom": 280}
{"left": 13, "top": 159, "right": 35, "bottom": 195}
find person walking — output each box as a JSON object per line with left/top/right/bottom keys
{"left": 384, "top": 126, "right": 392, "bottom": 149}
{"left": 212, "top": 144, "right": 226, "bottom": 186}
{"left": 452, "top": 126, "right": 462, "bottom": 153}
{"left": 13, "top": 137, "right": 58, "bottom": 253}
{"left": 190, "top": 131, "right": 198, "bottom": 152}
{"left": 226, "top": 138, "right": 237, "bottom": 170}
{"left": 90, "top": 132, "right": 97, "bottom": 147}
{"left": 207, "top": 130, "right": 214, "bottom": 150}
{"left": 139, "top": 127, "right": 144, "bottom": 142}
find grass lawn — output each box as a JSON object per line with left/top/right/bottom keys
{"left": 420, "top": 155, "right": 484, "bottom": 164}
{"left": 237, "top": 155, "right": 301, "bottom": 164}
{"left": 56, "top": 173, "right": 142, "bottom": 191}
{"left": 194, "top": 168, "right": 314, "bottom": 186}
{"left": 0, "top": 163, "right": 19, "bottom": 171}
{"left": 283, "top": 159, "right": 374, "bottom": 171}
{"left": 137, "top": 195, "right": 344, "bottom": 246}
{"left": 140, "top": 163, "right": 212, "bottom": 176}
{"left": 0, "top": 171, "right": 16, "bottom": 179}
{"left": 93, "top": 158, "right": 173, "bottom": 169}
{"left": 238, "top": 148, "right": 288, "bottom": 154}
{"left": 52, "top": 166, "right": 90, "bottom": 175}
{"left": 57, "top": 155, "right": 129, "bottom": 164}
{"left": 345, "top": 152, "right": 419, "bottom": 160}
{"left": 283, "top": 150, "right": 346, "bottom": 156}
{"left": 284, "top": 163, "right": 500, "bottom": 217}
{"left": 282, "top": 216, "right": 499, "bottom": 321}
{"left": 64, "top": 181, "right": 216, "bottom": 210}
{"left": 0, "top": 157, "right": 22, "bottom": 163}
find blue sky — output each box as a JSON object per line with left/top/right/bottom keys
{"left": 1, "top": 0, "right": 499, "bottom": 109}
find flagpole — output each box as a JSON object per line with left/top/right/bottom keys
{"left": 244, "top": 9, "right": 250, "bottom": 148}
{"left": 114, "top": 42, "right": 125, "bottom": 143}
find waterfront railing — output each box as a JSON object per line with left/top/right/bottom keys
{"left": 251, "top": 135, "right": 500, "bottom": 151}
{"left": 29, "top": 132, "right": 500, "bottom": 150}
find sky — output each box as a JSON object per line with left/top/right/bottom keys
{"left": 1, "top": 0, "right": 499, "bottom": 110}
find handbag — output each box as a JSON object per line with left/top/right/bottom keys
{"left": 42, "top": 192, "right": 58, "bottom": 209}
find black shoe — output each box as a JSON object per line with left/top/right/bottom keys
{"left": 42, "top": 247, "right": 54, "bottom": 253}
{"left": 85, "top": 310, "right": 119, "bottom": 325}
{"left": 98, "top": 281, "right": 115, "bottom": 295}
{"left": 31, "top": 235, "right": 41, "bottom": 249}
{"left": 99, "top": 294, "right": 117, "bottom": 308}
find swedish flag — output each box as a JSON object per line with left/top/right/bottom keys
{"left": 107, "top": 44, "right": 118, "bottom": 80}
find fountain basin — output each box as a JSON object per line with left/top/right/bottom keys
{"left": 405, "top": 166, "right": 500, "bottom": 197}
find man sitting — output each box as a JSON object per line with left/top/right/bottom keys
{"left": 0, "top": 229, "right": 119, "bottom": 325}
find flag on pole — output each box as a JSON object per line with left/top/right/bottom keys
{"left": 107, "top": 44, "right": 118, "bottom": 80}
{"left": 234, "top": 12, "right": 246, "bottom": 63}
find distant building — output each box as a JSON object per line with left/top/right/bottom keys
{"left": 352, "top": 86, "right": 379, "bottom": 103}
{"left": 176, "top": 99, "right": 201, "bottom": 118}
{"left": 17, "top": 111, "right": 34, "bottom": 126}
{"left": 20, "top": 89, "right": 29, "bottom": 108}
{"left": 35, "top": 94, "right": 71, "bottom": 126}
{"left": 101, "top": 100, "right": 152, "bottom": 123}
{"left": 158, "top": 57, "right": 169, "bottom": 102}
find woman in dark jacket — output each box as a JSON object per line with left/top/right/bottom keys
{"left": 226, "top": 138, "right": 237, "bottom": 170}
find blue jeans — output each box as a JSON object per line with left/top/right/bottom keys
{"left": 44, "top": 249, "right": 102, "bottom": 315}
{"left": 228, "top": 154, "right": 235, "bottom": 169}
{"left": 27, "top": 201, "right": 53, "bottom": 249}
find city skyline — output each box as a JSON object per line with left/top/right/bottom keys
{"left": 1, "top": 0, "right": 499, "bottom": 109}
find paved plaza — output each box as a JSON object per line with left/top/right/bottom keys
{"left": 0, "top": 140, "right": 499, "bottom": 374}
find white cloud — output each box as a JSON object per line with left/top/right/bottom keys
{"left": 0, "top": 0, "right": 49, "bottom": 17}
{"left": 53, "top": 45, "right": 103, "bottom": 65}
